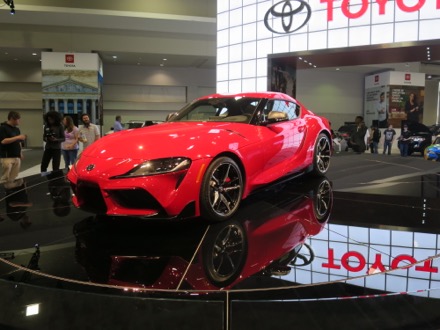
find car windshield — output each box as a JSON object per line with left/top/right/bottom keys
{"left": 171, "top": 97, "right": 261, "bottom": 124}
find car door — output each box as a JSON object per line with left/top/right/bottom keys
{"left": 261, "top": 99, "right": 305, "bottom": 178}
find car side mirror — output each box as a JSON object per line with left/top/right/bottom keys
{"left": 267, "top": 111, "right": 288, "bottom": 123}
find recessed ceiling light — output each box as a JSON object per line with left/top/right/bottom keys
{"left": 32, "top": 53, "right": 37, "bottom": 56}
{"left": 163, "top": 58, "right": 167, "bottom": 61}
{"left": 112, "top": 55, "right": 117, "bottom": 59}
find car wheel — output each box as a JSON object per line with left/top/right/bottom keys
{"left": 288, "top": 243, "right": 315, "bottom": 267}
{"left": 202, "top": 221, "right": 247, "bottom": 287}
{"left": 200, "top": 156, "right": 243, "bottom": 221}
{"left": 424, "top": 147, "right": 429, "bottom": 160}
{"left": 311, "top": 133, "right": 331, "bottom": 176}
{"left": 312, "top": 178, "right": 333, "bottom": 222}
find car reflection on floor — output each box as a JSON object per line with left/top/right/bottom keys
{"left": 73, "top": 176, "right": 333, "bottom": 291}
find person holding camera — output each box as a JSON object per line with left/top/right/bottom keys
{"left": 41, "top": 111, "right": 65, "bottom": 174}
{"left": 0, "top": 111, "right": 27, "bottom": 186}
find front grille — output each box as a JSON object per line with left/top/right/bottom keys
{"left": 108, "top": 189, "right": 164, "bottom": 213}
{"left": 76, "top": 181, "right": 107, "bottom": 213}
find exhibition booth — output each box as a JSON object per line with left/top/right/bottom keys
{"left": 1, "top": 1, "right": 440, "bottom": 329}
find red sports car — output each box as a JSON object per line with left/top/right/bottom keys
{"left": 67, "top": 92, "right": 331, "bottom": 221}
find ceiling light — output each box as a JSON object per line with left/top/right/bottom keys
{"left": 32, "top": 53, "right": 37, "bottom": 56}
{"left": 112, "top": 55, "right": 117, "bottom": 59}
{"left": 25, "top": 304, "right": 40, "bottom": 316}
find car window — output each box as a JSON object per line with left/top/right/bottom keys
{"left": 173, "top": 98, "right": 260, "bottom": 123}
{"left": 264, "top": 100, "right": 300, "bottom": 121}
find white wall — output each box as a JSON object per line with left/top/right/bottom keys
{"left": 296, "top": 69, "right": 365, "bottom": 130}
{"left": 424, "top": 80, "right": 440, "bottom": 125}
{"left": 0, "top": 62, "right": 215, "bottom": 147}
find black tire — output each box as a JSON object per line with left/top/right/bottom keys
{"left": 312, "top": 178, "right": 333, "bottom": 222}
{"left": 289, "top": 243, "right": 315, "bottom": 267}
{"left": 202, "top": 221, "right": 247, "bottom": 287}
{"left": 200, "top": 156, "right": 243, "bottom": 222}
{"left": 311, "top": 133, "right": 331, "bottom": 176}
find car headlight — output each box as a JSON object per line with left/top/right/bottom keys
{"left": 112, "top": 157, "right": 191, "bottom": 178}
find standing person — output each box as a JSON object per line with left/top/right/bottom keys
{"left": 0, "top": 111, "right": 26, "bottom": 186}
{"left": 78, "top": 113, "right": 100, "bottom": 149}
{"left": 61, "top": 116, "right": 79, "bottom": 168}
{"left": 347, "top": 116, "right": 367, "bottom": 153}
{"left": 369, "top": 126, "right": 381, "bottom": 154}
{"left": 41, "top": 111, "right": 65, "bottom": 173}
{"left": 398, "top": 124, "right": 412, "bottom": 157}
{"left": 383, "top": 124, "right": 396, "bottom": 155}
{"left": 405, "top": 93, "right": 420, "bottom": 123}
{"left": 113, "top": 115, "right": 123, "bottom": 132}
{"left": 377, "top": 92, "right": 387, "bottom": 128}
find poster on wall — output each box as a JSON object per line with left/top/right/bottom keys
{"left": 388, "top": 86, "right": 425, "bottom": 128}
{"left": 365, "top": 72, "right": 425, "bottom": 129}
{"left": 365, "top": 85, "right": 388, "bottom": 128}
{"left": 268, "top": 57, "right": 296, "bottom": 98}
{"left": 41, "top": 52, "right": 103, "bottom": 127}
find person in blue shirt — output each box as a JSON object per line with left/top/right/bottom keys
{"left": 113, "top": 115, "right": 124, "bottom": 132}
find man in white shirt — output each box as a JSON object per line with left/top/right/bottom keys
{"left": 78, "top": 114, "right": 100, "bottom": 149}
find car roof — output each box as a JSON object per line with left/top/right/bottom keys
{"left": 197, "top": 92, "right": 296, "bottom": 102}
{"left": 406, "top": 122, "right": 431, "bottom": 133}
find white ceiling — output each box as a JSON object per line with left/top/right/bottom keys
{"left": 1, "top": 2, "right": 440, "bottom": 76}
{"left": 0, "top": 3, "right": 217, "bottom": 69}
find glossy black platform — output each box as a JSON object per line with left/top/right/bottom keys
{"left": 0, "top": 153, "right": 439, "bottom": 329}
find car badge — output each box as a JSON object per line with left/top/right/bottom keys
{"left": 86, "top": 164, "right": 95, "bottom": 171}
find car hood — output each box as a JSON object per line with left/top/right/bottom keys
{"left": 84, "top": 122, "right": 255, "bottom": 160}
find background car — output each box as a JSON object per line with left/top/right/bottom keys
{"left": 105, "top": 120, "right": 163, "bottom": 135}
{"left": 405, "top": 122, "right": 433, "bottom": 156}
{"left": 68, "top": 92, "right": 332, "bottom": 222}
{"left": 336, "top": 123, "right": 356, "bottom": 142}
{"left": 424, "top": 135, "right": 440, "bottom": 161}
{"left": 428, "top": 124, "right": 440, "bottom": 136}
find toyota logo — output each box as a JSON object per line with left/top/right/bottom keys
{"left": 86, "top": 164, "right": 95, "bottom": 171}
{"left": 264, "top": 0, "right": 312, "bottom": 35}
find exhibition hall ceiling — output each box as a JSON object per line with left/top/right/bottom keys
{"left": 1, "top": 2, "right": 440, "bottom": 75}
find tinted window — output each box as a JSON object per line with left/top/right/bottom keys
{"left": 173, "top": 97, "right": 260, "bottom": 123}
{"left": 264, "top": 100, "right": 300, "bottom": 120}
